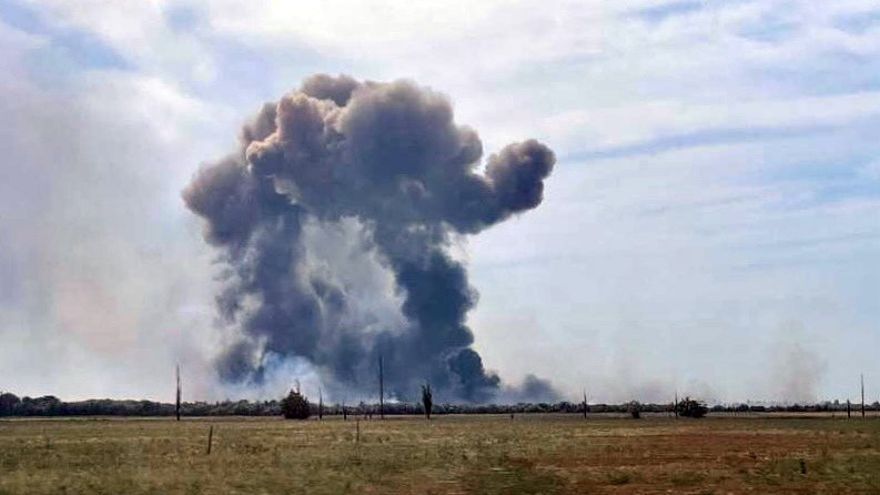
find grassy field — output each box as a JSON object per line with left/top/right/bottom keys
{"left": 1, "top": 414, "right": 879, "bottom": 494}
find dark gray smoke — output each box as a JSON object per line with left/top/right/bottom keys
{"left": 183, "top": 75, "right": 556, "bottom": 402}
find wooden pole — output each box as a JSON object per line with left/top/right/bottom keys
{"left": 847, "top": 399, "right": 851, "bottom": 419}
{"left": 861, "top": 374, "right": 866, "bottom": 419}
{"left": 582, "top": 389, "right": 588, "bottom": 419}
{"left": 422, "top": 383, "right": 433, "bottom": 420}
{"left": 674, "top": 391, "right": 679, "bottom": 419}
{"left": 378, "top": 355, "right": 385, "bottom": 420}
{"left": 206, "top": 425, "right": 214, "bottom": 455}
{"left": 175, "top": 364, "right": 181, "bottom": 422}
{"left": 318, "top": 388, "right": 323, "bottom": 420}
{"left": 355, "top": 419, "right": 360, "bottom": 443}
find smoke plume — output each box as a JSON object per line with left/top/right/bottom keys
{"left": 769, "top": 341, "right": 827, "bottom": 405}
{"left": 183, "top": 75, "right": 555, "bottom": 402}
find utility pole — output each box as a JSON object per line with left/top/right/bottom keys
{"left": 582, "top": 389, "right": 588, "bottom": 419}
{"left": 318, "top": 388, "right": 323, "bottom": 420}
{"left": 378, "top": 355, "right": 385, "bottom": 420}
{"left": 175, "top": 363, "right": 181, "bottom": 421}
{"left": 861, "top": 374, "right": 866, "bottom": 419}
{"left": 674, "top": 391, "right": 679, "bottom": 419}
{"left": 422, "top": 382, "right": 433, "bottom": 420}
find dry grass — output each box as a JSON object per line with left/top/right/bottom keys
{"left": 1, "top": 414, "right": 879, "bottom": 494}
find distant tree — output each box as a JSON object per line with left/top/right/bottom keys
{"left": 280, "top": 389, "right": 311, "bottom": 420}
{"left": 0, "top": 392, "right": 20, "bottom": 416}
{"left": 675, "top": 397, "right": 708, "bottom": 418}
{"left": 20, "top": 395, "right": 61, "bottom": 416}
{"left": 628, "top": 401, "right": 641, "bottom": 419}
{"left": 421, "top": 383, "right": 433, "bottom": 420}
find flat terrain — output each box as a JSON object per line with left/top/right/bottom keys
{"left": 1, "top": 414, "right": 879, "bottom": 494}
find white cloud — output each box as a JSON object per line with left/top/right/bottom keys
{"left": 542, "top": 91, "right": 880, "bottom": 150}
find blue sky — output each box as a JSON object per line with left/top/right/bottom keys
{"left": 0, "top": 0, "right": 878, "bottom": 404}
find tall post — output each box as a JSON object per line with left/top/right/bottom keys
{"left": 674, "top": 391, "right": 678, "bottom": 419}
{"left": 175, "top": 364, "right": 181, "bottom": 422}
{"left": 847, "top": 399, "right": 851, "bottom": 419}
{"left": 422, "top": 382, "right": 433, "bottom": 420}
{"left": 582, "top": 389, "right": 588, "bottom": 419}
{"left": 861, "top": 374, "right": 866, "bottom": 419}
{"left": 206, "top": 425, "right": 213, "bottom": 455}
{"left": 319, "top": 388, "right": 324, "bottom": 420}
{"left": 378, "top": 355, "right": 385, "bottom": 420}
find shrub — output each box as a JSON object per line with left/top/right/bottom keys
{"left": 280, "top": 390, "right": 311, "bottom": 420}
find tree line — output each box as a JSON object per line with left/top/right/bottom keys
{"left": 2, "top": 391, "right": 876, "bottom": 418}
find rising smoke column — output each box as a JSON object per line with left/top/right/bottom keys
{"left": 183, "top": 75, "right": 555, "bottom": 402}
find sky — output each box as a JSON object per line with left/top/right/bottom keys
{"left": 0, "top": 0, "right": 878, "bottom": 405}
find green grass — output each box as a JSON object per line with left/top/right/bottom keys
{"left": 1, "top": 415, "right": 879, "bottom": 494}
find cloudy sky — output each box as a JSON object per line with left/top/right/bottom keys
{"left": 1, "top": 0, "right": 878, "bottom": 404}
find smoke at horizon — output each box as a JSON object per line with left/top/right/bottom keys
{"left": 183, "top": 74, "right": 558, "bottom": 403}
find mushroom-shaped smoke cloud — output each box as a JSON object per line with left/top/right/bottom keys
{"left": 183, "top": 75, "right": 556, "bottom": 402}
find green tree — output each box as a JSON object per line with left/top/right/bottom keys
{"left": 280, "top": 390, "right": 311, "bottom": 420}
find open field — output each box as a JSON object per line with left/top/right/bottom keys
{"left": 2, "top": 415, "right": 880, "bottom": 494}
